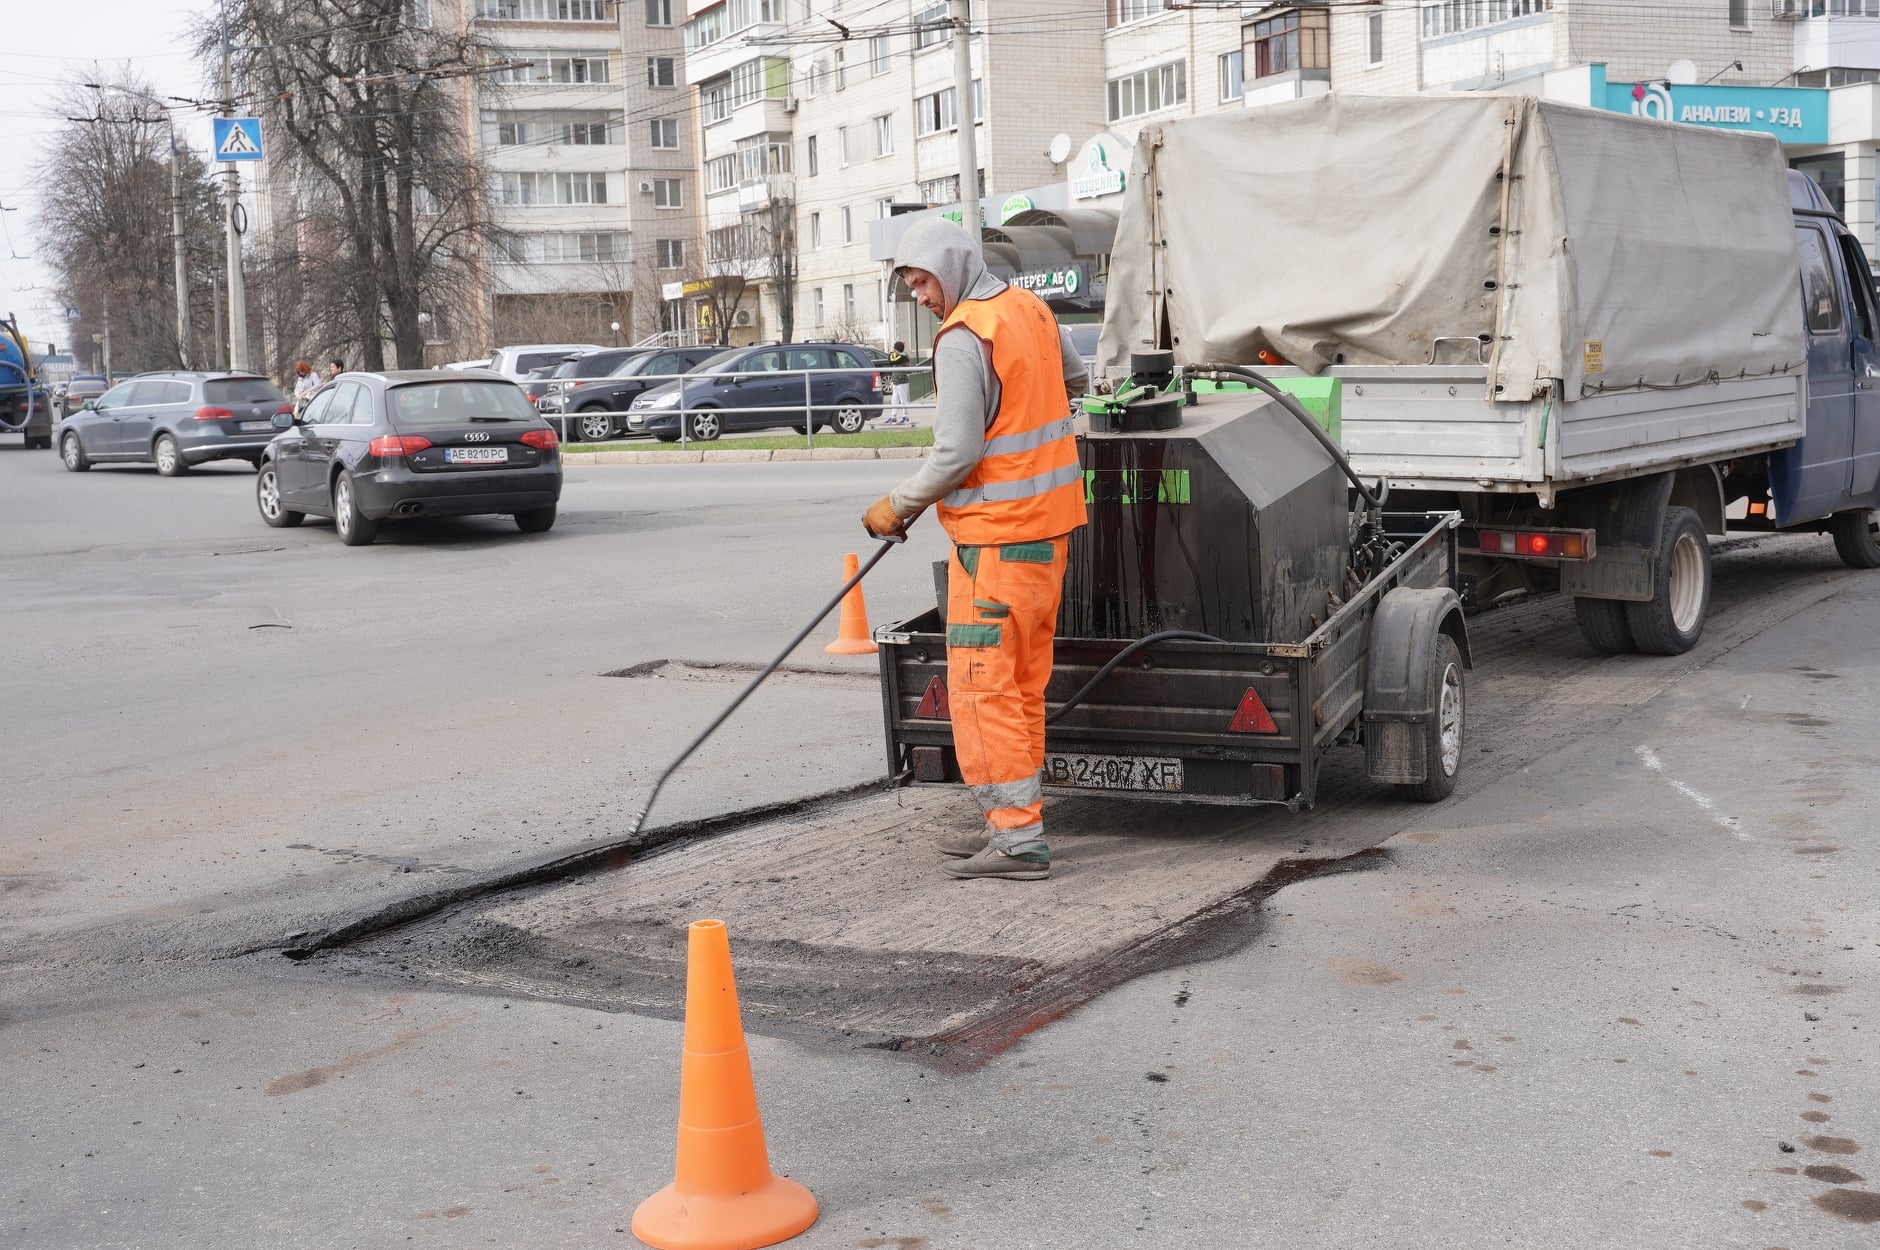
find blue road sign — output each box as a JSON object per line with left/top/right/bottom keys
{"left": 212, "top": 117, "right": 264, "bottom": 162}
{"left": 63, "top": 307, "right": 81, "bottom": 322}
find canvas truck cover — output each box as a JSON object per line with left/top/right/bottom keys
{"left": 1098, "top": 93, "right": 1807, "bottom": 401}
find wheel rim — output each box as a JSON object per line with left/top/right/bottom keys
{"left": 62, "top": 436, "right": 78, "bottom": 468}
{"left": 580, "top": 414, "right": 610, "bottom": 441}
{"left": 335, "top": 478, "right": 351, "bottom": 535}
{"left": 1437, "top": 662, "right": 1463, "bottom": 777}
{"left": 693, "top": 413, "right": 719, "bottom": 440}
{"left": 1668, "top": 531, "right": 1704, "bottom": 633}
{"left": 259, "top": 469, "right": 280, "bottom": 519}
{"left": 156, "top": 439, "right": 175, "bottom": 472}
{"left": 837, "top": 404, "right": 863, "bottom": 432}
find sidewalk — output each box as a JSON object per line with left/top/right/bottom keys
{"left": 564, "top": 445, "right": 928, "bottom": 466}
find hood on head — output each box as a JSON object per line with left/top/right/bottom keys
{"left": 893, "top": 218, "right": 988, "bottom": 317}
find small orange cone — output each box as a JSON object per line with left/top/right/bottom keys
{"left": 823, "top": 551, "right": 877, "bottom": 655}
{"left": 632, "top": 920, "right": 818, "bottom": 1250}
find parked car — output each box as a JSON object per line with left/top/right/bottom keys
{"left": 60, "top": 374, "right": 108, "bottom": 417}
{"left": 1063, "top": 322, "right": 1100, "bottom": 380}
{"left": 59, "top": 371, "right": 292, "bottom": 474}
{"left": 625, "top": 343, "right": 883, "bottom": 442}
{"left": 540, "top": 347, "right": 651, "bottom": 401}
{"left": 542, "top": 345, "right": 721, "bottom": 441}
{"left": 481, "top": 343, "right": 606, "bottom": 381}
{"left": 255, "top": 371, "right": 562, "bottom": 546}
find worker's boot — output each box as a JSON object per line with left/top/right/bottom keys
{"left": 933, "top": 826, "right": 990, "bottom": 858}
{"left": 941, "top": 844, "right": 1049, "bottom": 881}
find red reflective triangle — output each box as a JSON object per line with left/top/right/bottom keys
{"left": 914, "top": 676, "right": 951, "bottom": 720}
{"left": 1228, "top": 687, "right": 1278, "bottom": 734}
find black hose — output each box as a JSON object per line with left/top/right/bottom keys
{"left": 624, "top": 535, "right": 902, "bottom": 837}
{"left": 1193, "top": 362, "right": 1384, "bottom": 510}
{"left": 1045, "top": 629, "right": 1225, "bottom": 725}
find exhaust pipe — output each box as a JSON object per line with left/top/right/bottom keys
{"left": 394, "top": 502, "right": 423, "bottom": 516}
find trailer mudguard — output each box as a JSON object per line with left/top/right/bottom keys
{"left": 1363, "top": 586, "right": 1470, "bottom": 785}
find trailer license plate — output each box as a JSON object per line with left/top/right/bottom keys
{"left": 447, "top": 446, "right": 508, "bottom": 464}
{"left": 1043, "top": 753, "right": 1183, "bottom": 792}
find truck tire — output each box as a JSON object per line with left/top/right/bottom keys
{"left": 1573, "top": 597, "right": 1636, "bottom": 654}
{"left": 1396, "top": 633, "right": 1464, "bottom": 802}
{"left": 1829, "top": 508, "right": 1880, "bottom": 569}
{"left": 1625, "top": 506, "right": 1709, "bottom": 656}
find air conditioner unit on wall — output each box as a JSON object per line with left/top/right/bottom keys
{"left": 1772, "top": 0, "right": 1803, "bottom": 19}
{"left": 639, "top": 180, "right": 654, "bottom": 193}
{"left": 783, "top": 97, "right": 798, "bottom": 113}
{"left": 733, "top": 309, "right": 754, "bottom": 326}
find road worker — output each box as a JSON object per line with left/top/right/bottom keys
{"left": 863, "top": 218, "right": 1089, "bottom": 881}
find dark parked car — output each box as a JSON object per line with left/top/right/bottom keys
{"left": 255, "top": 371, "right": 561, "bottom": 546}
{"left": 625, "top": 343, "right": 882, "bottom": 442}
{"left": 537, "top": 347, "right": 651, "bottom": 404}
{"left": 541, "top": 345, "right": 721, "bottom": 441}
{"left": 59, "top": 371, "right": 292, "bottom": 475}
{"left": 61, "top": 374, "right": 107, "bottom": 417}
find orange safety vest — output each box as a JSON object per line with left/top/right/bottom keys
{"left": 933, "top": 284, "right": 1087, "bottom": 547}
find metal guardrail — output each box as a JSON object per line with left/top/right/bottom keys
{"left": 541, "top": 364, "right": 936, "bottom": 450}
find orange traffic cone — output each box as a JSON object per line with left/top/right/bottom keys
{"left": 632, "top": 920, "right": 818, "bottom": 1250}
{"left": 823, "top": 551, "right": 877, "bottom": 655}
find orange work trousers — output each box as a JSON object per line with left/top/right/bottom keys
{"left": 945, "top": 536, "right": 1069, "bottom": 853}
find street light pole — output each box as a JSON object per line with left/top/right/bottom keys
{"left": 948, "top": 0, "right": 980, "bottom": 250}
{"left": 220, "top": 15, "right": 251, "bottom": 372}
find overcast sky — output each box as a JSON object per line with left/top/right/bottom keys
{"left": 0, "top": 0, "right": 217, "bottom": 353}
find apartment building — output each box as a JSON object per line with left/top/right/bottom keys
{"left": 469, "top": 0, "right": 694, "bottom": 347}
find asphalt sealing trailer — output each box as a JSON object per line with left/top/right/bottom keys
{"left": 876, "top": 355, "right": 1470, "bottom": 811}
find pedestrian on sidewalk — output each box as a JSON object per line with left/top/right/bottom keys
{"left": 325, "top": 358, "right": 345, "bottom": 381}
{"left": 884, "top": 341, "right": 913, "bottom": 426}
{"left": 862, "top": 218, "right": 1090, "bottom": 881}
{"left": 290, "top": 360, "right": 318, "bottom": 414}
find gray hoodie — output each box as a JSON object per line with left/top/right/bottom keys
{"left": 887, "top": 219, "right": 1088, "bottom": 520}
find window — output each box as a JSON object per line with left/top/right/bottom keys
{"left": 483, "top": 111, "right": 620, "bottom": 146}
{"left": 836, "top": 48, "right": 848, "bottom": 89}
{"left": 841, "top": 205, "right": 853, "bottom": 244}
{"left": 1253, "top": 10, "right": 1328, "bottom": 78}
{"left": 656, "top": 238, "right": 686, "bottom": 269}
{"left": 874, "top": 113, "right": 894, "bottom": 157}
{"left": 1797, "top": 226, "right": 1841, "bottom": 333}
{"left": 1419, "top": 0, "right": 1551, "bottom": 40}
{"left": 735, "top": 133, "right": 791, "bottom": 182}
{"left": 702, "top": 79, "right": 733, "bottom": 123}
{"left": 497, "top": 232, "right": 629, "bottom": 263}
{"left": 1219, "top": 49, "right": 1243, "bottom": 102}
{"left": 1367, "top": 12, "right": 1384, "bottom": 66}
{"left": 403, "top": 0, "right": 433, "bottom": 27}
{"left": 646, "top": 0, "right": 672, "bottom": 23}
{"left": 809, "top": 212, "right": 821, "bottom": 247}
{"left": 918, "top": 174, "right": 958, "bottom": 205}
{"left": 1106, "top": 60, "right": 1185, "bottom": 122}
{"left": 478, "top": 0, "right": 612, "bottom": 20}
{"left": 871, "top": 33, "right": 891, "bottom": 75}
{"left": 1808, "top": 0, "right": 1880, "bottom": 14}
{"left": 493, "top": 52, "right": 612, "bottom": 85}
{"left": 838, "top": 125, "right": 850, "bottom": 167}
{"left": 877, "top": 196, "right": 894, "bottom": 219}
{"left": 685, "top": 0, "right": 784, "bottom": 50}
{"left": 650, "top": 117, "right": 679, "bottom": 148}
{"left": 914, "top": 3, "right": 947, "bottom": 49}
{"left": 650, "top": 177, "right": 683, "bottom": 208}
{"left": 806, "top": 134, "right": 818, "bottom": 175}
{"left": 812, "top": 288, "right": 825, "bottom": 326}
{"left": 843, "top": 283, "right": 856, "bottom": 322}
{"left": 913, "top": 83, "right": 981, "bottom": 134}
{"left": 495, "top": 172, "right": 611, "bottom": 205}
{"left": 1108, "top": 0, "right": 1167, "bottom": 25}
{"left": 647, "top": 56, "right": 676, "bottom": 88}
{"left": 705, "top": 155, "right": 738, "bottom": 193}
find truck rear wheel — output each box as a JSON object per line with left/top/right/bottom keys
{"left": 1396, "top": 633, "right": 1464, "bottom": 803}
{"left": 1573, "top": 597, "right": 1635, "bottom": 654}
{"left": 1625, "top": 506, "right": 1709, "bottom": 656}
{"left": 1829, "top": 508, "right": 1880, "bottom": 569}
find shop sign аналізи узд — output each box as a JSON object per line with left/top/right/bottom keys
{"left": 1600, "top": 79, "right": 1827, "bottom": 145}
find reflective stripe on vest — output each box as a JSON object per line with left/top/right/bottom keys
{"left": 983, "top": 413, "right": 1077, "bottom": 459}
{"left": 944, "top": 461, "right": 1083, "bottom": 509}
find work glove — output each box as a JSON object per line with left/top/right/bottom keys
{"left": 863, "top": 494, "right": 909, "bottom": 539}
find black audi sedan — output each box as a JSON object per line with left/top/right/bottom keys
{"left": 256, "top": 371, "right": 561, "bottom": 546}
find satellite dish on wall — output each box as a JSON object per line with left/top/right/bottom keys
{"left": 1666, "top": 59, "right": 1698, "bottom": 86}
{"left": 1047, "top": 132, "right": 1072, "bottom": 164}
{"left": 793, "top": 53, "right": 815, "bottom": 74}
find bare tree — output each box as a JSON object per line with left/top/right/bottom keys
{"left": 209, "top": 0, "right": 501, "bottom": 372}
{"left": 754, "top": 196, "right": 797, "bottom": 346}
{"left": 34, "top": 71, "right": 224, "bottom": 374}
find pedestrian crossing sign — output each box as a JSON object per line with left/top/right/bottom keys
{"left": 212, "top": 117, "right": 263, "bottom": 162}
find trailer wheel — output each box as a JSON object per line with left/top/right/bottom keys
{"left": 1625, "top": 506, "right": 1709, "bottom": 656}
{"left": 1829, "top": 508, "right": 1880, "bottom": 569}
{"left": 1572, "top": 597, "right": 1636, "bottom": 654}
{"left": 1396, "top": 633, "right": 1464, "bottom": 802}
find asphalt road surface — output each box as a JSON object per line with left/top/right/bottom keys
{"left": 2, "top": 440, "right": 1875, "bottom": 1249}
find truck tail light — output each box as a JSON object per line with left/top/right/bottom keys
{"left": 1474, "top": 527, "right": 1596, "bottom": 560}
{"left": 368, "top": 435, "right": 432, "bottom": 456}
{"left": 192, "top": 406, "right": 236, "bottom": 421}
{"left": 520, "top": 428, "right": 559, "bottom": 450}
